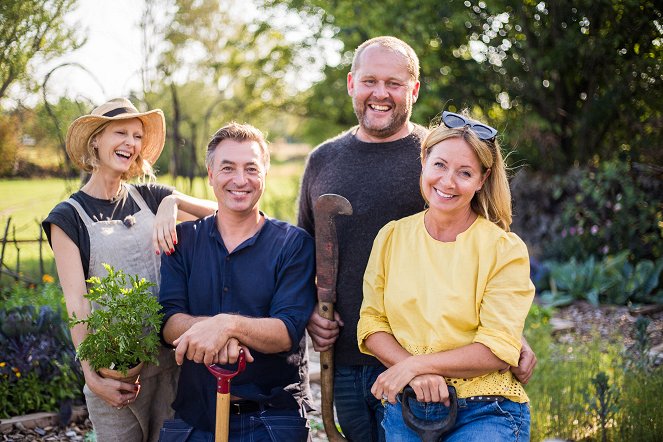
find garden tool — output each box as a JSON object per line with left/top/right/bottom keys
{"left": 401, "top": 385, "right": 458, "bottom": 442}
{"left": 206, "top": 349, "right": 247, "bottom": 442}
{"left": 313, "top": 194, "right": 353, "bottom": 442}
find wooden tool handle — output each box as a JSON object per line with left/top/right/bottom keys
{"left": 216, "top": 392, "right": 230, "bottom": 442}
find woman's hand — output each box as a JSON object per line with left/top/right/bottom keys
{"left": 153, "top": 195, "right": 178, "bottom": 255}
{"left": 371, "top": 356, "right": 421, "bottom": 404}
{"left": 86, "top": 370, "right": 140, "bottom": 409}
{"left": 409, "top": 374, "right": 450, "bottom": 406}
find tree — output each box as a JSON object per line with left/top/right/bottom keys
{"left": 0, "top": 0, "right": 83, "bottom": 101}
{"left": 267, "top": 0, "right": 663, "bottom": 170}
{"left": 466, "top": 0, "right": 663, "bottom": 169}
{"left": 139, "top": 0, "right": 306, "bottom": 178}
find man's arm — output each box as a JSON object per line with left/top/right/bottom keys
{"left": 166, "top": 312, "right": 288, "bottom": 365}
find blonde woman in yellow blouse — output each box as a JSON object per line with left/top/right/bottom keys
{"left": 358, "top": 111, "right": 535, "bottom": 441}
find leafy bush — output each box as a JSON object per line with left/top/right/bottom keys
{"left": 524, "top": 306, "right": 663, "bottom": 440}
{"left": 69, "top": 264, "right": 162, "bottom": 374}
{"left": 545, "top": 160, "right": 663, "bottom": 263}
{"left": 0, "top": 283, "right": 83, "bottom": 418}
{"left": 538, "top": 252, "right": 663, "bottom": 306}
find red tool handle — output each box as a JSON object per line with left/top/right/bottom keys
{"left": 206, "top": 349, "right": 247, "bottom": 394}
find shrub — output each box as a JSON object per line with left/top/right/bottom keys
{"left": 545, "top": 160, "right": 663, "bottom": 263}
{"left": 0, "top": 283, "right": 83, "bottom": 418}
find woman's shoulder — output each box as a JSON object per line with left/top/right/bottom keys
{"left": 376, "top": 211, "right": 424, "bottom": 241}
{"left": 472, "top": 217, "right": 529, "bottom": 255}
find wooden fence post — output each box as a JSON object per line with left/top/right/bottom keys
{"left": 0, "top": 217, "right": 10, "bottom": 278}
{"left": 37, "top": 219, "right": 45, "bottom": 278}
{"left": 13, "top": 224, "right": 20, "bottom": 281}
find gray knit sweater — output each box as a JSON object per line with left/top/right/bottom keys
{"left": 297, "top": 125, "right": 428, "bottom": 366}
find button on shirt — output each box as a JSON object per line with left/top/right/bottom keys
{"left": 159, "top": 214, "right": 316, "bottom": 432}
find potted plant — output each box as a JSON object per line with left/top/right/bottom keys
{"left": 69, "top": 263, "right": 163, "bottom": 382}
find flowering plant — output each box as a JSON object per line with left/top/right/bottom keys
{"left": 69, "top": 264, "right": 162, "bottom": 374}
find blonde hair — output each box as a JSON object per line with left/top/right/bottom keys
{"left": 352, "top": 36, "right": 420, "bottom": 83}
{"left": 84, "top": 119, "right": 156, "bottom": 182}
{"left": 421, "top": 119, "right": 512, "bottom": 231}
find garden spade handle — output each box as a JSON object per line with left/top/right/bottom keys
{"left": 206, "top": 349, "right": 247, "bottom": 442}
{"left": 313, "top": 194, "right": 353, "bottom": 442}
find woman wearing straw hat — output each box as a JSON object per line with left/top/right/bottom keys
{"left": 43, "top": 98, "right": 217, "bottom": 442}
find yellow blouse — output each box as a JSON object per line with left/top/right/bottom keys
{"left": 358, "top": 211, "right": 534, "bottom": 402}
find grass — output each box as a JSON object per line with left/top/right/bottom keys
{"left": 0, "top": 158, "right": 305, "bottom": 286}
{"left": 524, "top": 305, "right": 663, "bottom": 440}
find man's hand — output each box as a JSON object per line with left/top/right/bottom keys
{"left": 306, "top": 306, "right": 344, "bottom": 352}
{"left": 173, "top": 314, "right": 237, "bottom": 365}
{"left": 504, "top": 336, "right": 537, "bottom": 384}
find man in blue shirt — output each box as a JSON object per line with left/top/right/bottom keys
{"left": 159, "top": 122, "right": 316, "bottom": 441}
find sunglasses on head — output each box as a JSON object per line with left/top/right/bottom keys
{"left": 442, "top": 111, "right": 498, "bottom": 141}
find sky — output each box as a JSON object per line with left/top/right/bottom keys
{"left": 37, "top": 0, "right": 147, "bottom": 105}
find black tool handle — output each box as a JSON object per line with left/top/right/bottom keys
{"left": 401, "top": 385, "right": 458, "bottom": 442}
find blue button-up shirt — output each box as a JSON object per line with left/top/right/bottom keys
{"left": 159, "top": 213, "right": 316, "bottom": 432}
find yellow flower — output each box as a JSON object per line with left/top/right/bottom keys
{"left": 15, "top": 372, "right": 21, "bottom": 378}
{"left": 42, "top": 274, "right": 55, "bottom": 283}
{"left": 0, "top": 362, "right": 5, "bottom": 367}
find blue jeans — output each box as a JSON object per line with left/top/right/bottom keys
{"left": 382, "top": 395, "right": 530, "bottom": 441}
{"left": 158, "top": 407, "right": 309, "bottom": 442}
{"left": 334, "top": 364, "right": 387, "bottom": 442}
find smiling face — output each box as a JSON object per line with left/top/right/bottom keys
{"left": 347, "top": 45, "right": 420, "bottom": 142}
{"left": 207, "top": 138, "right": 266, "bottom": 218}
{"left": 93, "top": 118, "right": 143, "bottom": 175}
{"left": 421, "top": 137, "right": 489, "bottom": 218}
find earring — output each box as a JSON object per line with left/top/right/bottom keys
{"left": 476, "top": 188, "right": 481, "bottom": 194}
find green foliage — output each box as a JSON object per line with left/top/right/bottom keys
{"left": 268, "top": 0, "right": 663, "bottom": 170}
{"left": 581, "top": 372, "right": 619, "bottom": 442}
{"left": 539, "top": 252, "right": 663, "bottom": 307}
{"left": 0, "top": 0, "right": 83, "bottom": 100}
{"left": 547, "top": 160, "right": 663, "bottom": 263}
{"left": 524, "top": 309, "right": 663, "bottom": 440}
{"left": 69, "top": 264, "right": 162, "bottom": 374}
{"left": 0, "top": 282, "right": 83, "bottom": 418}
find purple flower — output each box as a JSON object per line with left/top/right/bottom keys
{"left": 591, "top": 225, "right": 599, "bottom": 235}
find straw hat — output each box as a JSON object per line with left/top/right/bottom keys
{"left": 66, "top": 98, "right": 166, "bottom": 170}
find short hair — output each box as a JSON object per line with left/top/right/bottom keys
{"left": 421, "top": 114, "right": 512, "bottom": 231}
{"left": 351, "top": 36, "right": 420, "bottom": 83}
{"left": 86, "top": 120, "right": 156, "bottom": 182}
{"left": 205, "top": 122, "right": 270, "bottom": 170}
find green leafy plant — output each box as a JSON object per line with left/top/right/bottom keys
{"left": 0, "top": 282, "right": 83, "bottom": 418}
{"left": 69, "top": 264, "right": 162, "bottom": 374}
{"left": 547, "top": 160, "right": 663, "bottom": 263}
{"left": 539, "top": 256, "right": 617, "bottom": 306}
{"left": 602, "top": 254, "right": 663, "bottom": 305}
{"left": 539, "top": 252, "right": 663, "bottom": 307}
{"left": 525, "top": 309, "right": 663, "bottom": 441}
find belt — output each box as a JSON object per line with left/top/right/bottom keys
{"left": 462, "top": 395, "right": 505, "bottom": 402}
{"left": 229, "top": 400, "right": 263, "bottom": 415}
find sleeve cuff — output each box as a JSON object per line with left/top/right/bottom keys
{"left": 474, "top": 326, "right": 522, "bottom": 367}
{"left": 357, "top": 318, "right": 393, "bottom": 356}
